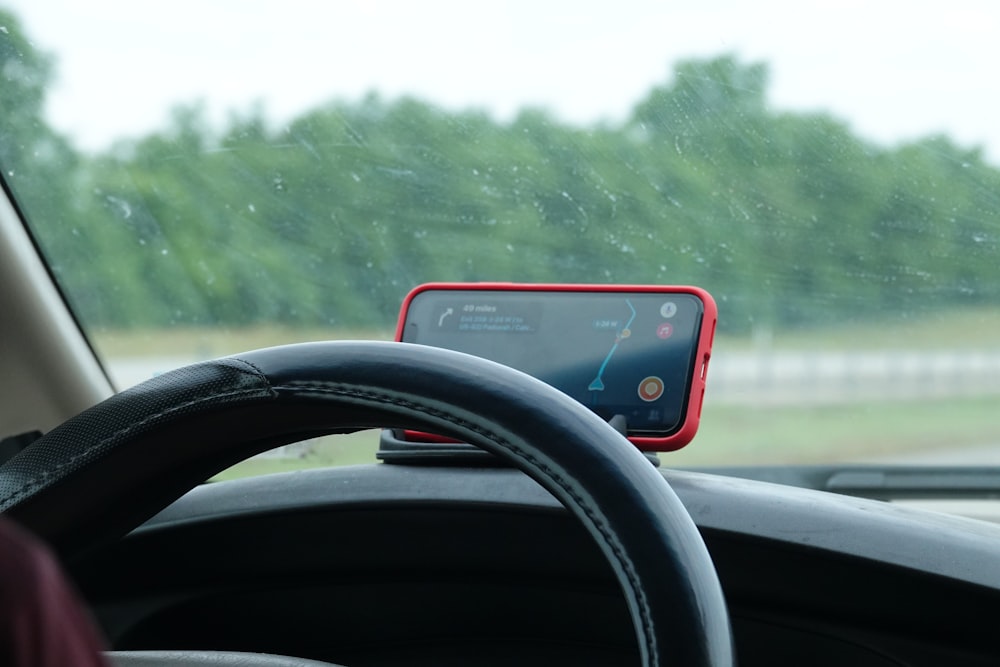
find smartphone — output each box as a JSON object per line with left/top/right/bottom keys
{"left": 395, "top": 283, "right": 716, "bottom": 451}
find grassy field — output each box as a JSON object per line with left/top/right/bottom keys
{"left": 214, "top": 431, "right": 381, "bottom": 481}
{"left": 677, "top": 395, "right": 1000, "bottom": 466}
{"left": 212, "top": 394, "right": 1000, "bottom": 480}
{"left": 90, "top": 306, "right": 1000, "bottom": 358}
{"left": 92, "top": 325, "right": 394, "bottom": 358}
{"left": 88, "top": 310, "right": 1000, "bottom": 480}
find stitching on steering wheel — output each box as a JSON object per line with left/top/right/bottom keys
{"left": 0, "top": 386, "right": 272, "bottom": 508}
{"left": 0, "top": 355, "right": 660, "bottom": 664}
{"left": 274, "top": 379, "right": 659, "bottom": 665}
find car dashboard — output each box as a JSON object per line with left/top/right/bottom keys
{"left": 70, "top": 462, "right": 1000, "bottom": 667}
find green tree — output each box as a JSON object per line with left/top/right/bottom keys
{"left": 0, "top": 9, "right": 53, "bottom": 167}
{"left": 7, "top": 35, "right": 1000, "bottom": 335}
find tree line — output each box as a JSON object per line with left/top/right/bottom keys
{"left": 3, "top": 9, "right": 999, "bottom": 335}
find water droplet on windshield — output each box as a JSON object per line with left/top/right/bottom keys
{"left": 0, "top": 26, "right": 8, "bottom": 35}
{"left": 161, "top": 249, "right": 169, "bottom": 256}
{"left": 105, "top": 195, "right": 132, "bottom": 219}
{"left": 248, "top": 203, "right": 256, "bottom": 212}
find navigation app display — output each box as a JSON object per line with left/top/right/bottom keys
{"left": 400, "top": 287, "right": 706, "bottom": 436}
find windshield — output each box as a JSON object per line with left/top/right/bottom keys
{"left": 2, "top": 1, "right": 999, "bottom": 470}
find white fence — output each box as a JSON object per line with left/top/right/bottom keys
{"left": 107, "top": 350, "right": 1000, "bottom": 409}
{"left": 706, "top": 350, "right": 1000, "bottom": 405}
{"left": 105, "top": 351, "right": 1000, "bottom": 460}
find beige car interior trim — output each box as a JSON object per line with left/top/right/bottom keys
{"left": 0, "top": 186, "right": 113, "bottom": 436}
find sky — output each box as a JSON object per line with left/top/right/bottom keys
{"left": 4, "top": 0, "right": 1000, "bottom": 161}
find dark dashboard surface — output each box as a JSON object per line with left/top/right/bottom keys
{"left": 72, "top": 464, "right": 1000, "bottom": 666}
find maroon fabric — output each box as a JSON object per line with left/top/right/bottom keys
{"left": 0, "top": 518, "right": 109, "bottom": 666}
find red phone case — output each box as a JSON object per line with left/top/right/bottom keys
{"left": 395, "top": 282, "right": 717, "bottom": 451}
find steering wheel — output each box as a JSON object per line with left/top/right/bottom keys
{"left": 0, "top": 341, "right": 733, "bottom": 666}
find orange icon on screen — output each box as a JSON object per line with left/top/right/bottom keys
{"left": 638, "top": 376, "right": 664, "bottom": 402}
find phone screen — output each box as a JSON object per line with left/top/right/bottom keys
{"left": 398, "top": 286, "right": 709, "bottom": 440}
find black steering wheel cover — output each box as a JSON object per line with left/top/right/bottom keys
{"left": 0, "top": 341, "right": 733, "bottom": 666}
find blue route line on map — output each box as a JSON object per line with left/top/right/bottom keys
{"left": 587, "top": 299, "right": 636, "bottom": 392}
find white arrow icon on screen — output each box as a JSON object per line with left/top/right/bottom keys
{"left": 438, "top": 308, "right": 454, "bottom": 327}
